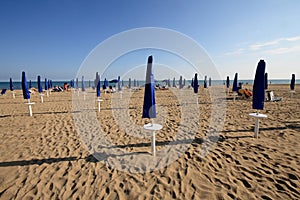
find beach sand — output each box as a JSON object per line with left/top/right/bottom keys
{"left": 0, "top": 84, "right": 299, "bottom": 199}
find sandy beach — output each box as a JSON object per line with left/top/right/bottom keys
{"left": 0, "top": 84, "right": 300, "bottom": 199}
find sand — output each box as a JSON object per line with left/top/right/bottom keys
{"left": 0, "top": 84, "right": 299, "bottom": 199}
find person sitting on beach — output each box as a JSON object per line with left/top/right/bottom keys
{"left": 238, "top": 88, "right": 252, "bottom": 98}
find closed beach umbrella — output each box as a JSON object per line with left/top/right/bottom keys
{"left": 183, "top": 78, "right": 186, "bottom": 86}
{"left": 82, "top": 76, "right": 86, "bottom": 92}
{"left": 96, "top": 75, "right": 101, "bottom": 97}
{"left": 134, "top": 79, "right": 137, "bottom": 87}
{"left": 194, "top": 73, "right": 199, "bottom": 94}
{"left": 38, "top": 76, "right": 43, "bottom": 93}
{"left": 179, "top": 76, "right": 183, "bottom": 89}
{"left": 118, "top": 76, "right": 122, "bottom": 91}
{"left": 290, "top": 74, "right": 295, "bottom": 90}
{"left": 76, "top": 78, "right": 79, "bottom": 89}
{"left": 22, "top": 71, "right": 30, "bottom": 100}
{"left": 142, "top": 55, "right": 156, "bottom": 119}
{"left": 226, "top": 76, "right": 230, "bottom": 88}
{"left": 29, "top": 80, "right": 32, "bottom": 89}
{"left": 9, "top": 78, "right": 14, "bottom": 91}
{"left": 128, "top": 78, "right": 131, "bottom": 89}
{"left": 191, "top": 78, "right": 194, "bottom": 87}
{"left": 264, "top": 73, "right": 268, "bottom": 90}
{"left": 45, "top": 78, "right": 48, "bottom": 90}
{"left": 88, "top": 80, "right": 91, "bottom": 88}
{"left": 204, "top": 76, "right": 207, "bottom": 88}
{"left": 232, "top": 73, "right": 238, "bottom": 92}
{"left": 95, "top": 72, "right": 99, "bottom": 87}
{"left": 209, "top": 77, "right": 212, "bottom": 87}
{"left": 252, "top": 60, "right": 266, "bottom": 110}
{"left": 173, "top": 77, "right": 176, "bottom": 87}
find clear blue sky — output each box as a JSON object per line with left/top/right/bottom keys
{"left": 1, "top": 0, "right": 299, "bottom": 81}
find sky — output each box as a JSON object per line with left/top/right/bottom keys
{"left": 0, "top": 0, "right": 299, "bottom": 81}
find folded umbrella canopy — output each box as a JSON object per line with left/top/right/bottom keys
{"left": 38, "top": 76, "right": 43, "bottom": 93}
{"left": 22, "top": 72, "right": 30, "bottom": 100}
{"left": 142, "top": 56, "right": 156, "bottom": 119}
{"left": 252, "top": 60, "right": 266, "bottom": 110}
{"left": 290, "top": 74, "right": 295, "bottom": 91}
{"left": 264, "top": 73, "right": 268, "bottom": 90}
{"left": 232, "top": 73, "right": 238, "bottom": 92}
{"left": 9, "top": 78, "right": 14, "bottom": 91}
{"left": 142, "top": 56, "right": 162, "bottom": 156}
{"left": 193, "top": 73, "right": 199, "bottom": 94}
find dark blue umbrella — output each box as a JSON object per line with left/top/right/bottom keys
{"left": 70, "top": 80, "right": 74, "bottom": 88}
{"left": 183, "top": 78, "right": 186, "bottom": 86}
{"left": 38, "top": 76, "right": 43, "bottom": 93}
{"left": 226, "top": 76, "right": 230, "bottom": 88}
{"left": 179, "top": 76, "right": 183, "bottom": 89}
{"left": 204, "top": 76, "right": 207, "bottom": 88}
{"left": 49, "top": 80, "right": 53, "bottom": 88}
{"left": 290, "top": 74, "right": 295, "bottom": 90}
{"left": 22, "top": 71, "right": 30, "bottom": 100}
{"left": 128, "top": 78, "right": 131, "bottom": 89}
{"left": 173, "top": 77, "right": 176, "bottom": 87}
{"left": 209, "top": 77, "right": 212, "bottom": 87}
{"left": 95, "top": 72, "right": 99, "bottom": 87}
{"left": 142, "top": 56, "right": 156, "bottom": 119}
{"left": 76, "top": 78, "right": 79, "bottom": 89}
{"left": 168, "top": 79, "right": 171, "bottom": 87}
{"left": 193, "top": 73, "right": 199, "bottom": 93}
{"left": 191, "top": 78, "right": 194, "bottom": 87}
{"left": 252, "top": 60, "right": 266, "bottom": 110}
{"left": 103, "top": 78, "right": 108, "bottom": 90}
{"left": 232, "top": 73, "right": 238, "bottom": 92}
{"left": 96, "top": 74, "right": 101, "bottom": 97}
{"left": 9, "top": 78, "right": 14, "bottom": 91}
{"left": 29, "top": 80, "right": 32, "bottom": 89}
{"left": 45, "top": 78, "right": 48, "bottom": 90}
{"left": 133, "top": 79, "right": 137, "bottom": 87}
{"left": 88, "top": 80, "right": 91, "bottom": 88}
{"left": 82, "top": 76, "right": 86, "bottom": 92}
{"left": 264, "top": 73, "right": 268, "bottom": 90}
{"left": 117, "top": 76, "right": 122, "bottom": 91}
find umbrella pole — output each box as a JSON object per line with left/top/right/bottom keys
{"left": 150, "top": 119, "right": 156, "bottom": 156}
{"left": 83, "top": 92, "right": 86, "bottom": 100}
{"left": 12, "top": 91, "right": 15, "bottom": 99}
{"left": 254, "top": 117, "right": 260, "bottom": 138}
{"left": 40, "top": 94, "right": 44, "bottom": 103}
{"left": 46, "top": 90, "right": 49, "bottom": 97}
{"left": 27, "top": 99, "right": 33, "bottom": 117}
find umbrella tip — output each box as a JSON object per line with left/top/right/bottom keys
{"left": 148, "top": 55, "right": 153, "bottom": 63}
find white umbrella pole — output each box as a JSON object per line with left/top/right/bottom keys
{"left": 46, "top": 90, "right": 49, "bottom": 97}
{"left": 151, "top": 119, "right": 156, "bottom": 156}
{"left": 83, "top": 92, "right": 86, "bottom": 100}
{"left": 27, "top": 99, "right": 33, "bottom": 117}
{"left": 40, "top": 94, "right": 44, "bottom": 103}
{"left": 254, "top": 118, "right": 260, "bottom": 138}
{"left": 12, "top": 91, "right": 15, "bottom": 99}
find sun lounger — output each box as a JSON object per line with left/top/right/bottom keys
{"left": 266, "top": 91, "right": 282, "bottom": 102}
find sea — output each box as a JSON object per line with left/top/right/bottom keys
{"left": 0, "top": 79, "right": 297, "bottom": 90}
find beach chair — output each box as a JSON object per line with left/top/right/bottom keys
{"left": 1, "top": 89, "right": 7, "bottom": 95}
{"left": 266, "top": 91, "right": 282, "bottom": 102}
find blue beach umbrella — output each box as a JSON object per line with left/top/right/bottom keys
{"left": 29, "top": 80, "right": 32, "bottom": 89}
{"left": 179, "top": 76, "right": 183, "bottom": 89}
{"left": 290, "top": 74, "right": 295, "bottom": 91}
{"left": 193, "top": 73, "right": 199, "bottom": 94}
{"left": 133, "top": 79, "right": 137, "bottom": 87}
{"left": 142, "top": 56, "right": 156, "bottom": 119}
{"left": 252, "top": 60, "right": 266, "bottom": 110}
{"left": 22, "top": 71, "right": 30, "bottom": 100}
{"left": 232, "top": 73, "right": 238, "bottom": 92}
{"left": 118, "top": 76, "right": 122, "bottom": 91}
{"left": 45, "top": 78, "right": 49, "bottom": 90}
{"left": 88, "top": 80, "right": 91, "bottom": 88}
{"left": 264, "top": 73, "right": 268, "bottom": 90}
{"left": 204, "top": 76, "right": 207, "bottom": 88}
{"left": 9, "top": 78, "right": 14, "bottom": 91}
{"left": 209, "top": 77, "right": 212, "bottom": 87}
{"left": 37, "top": 76, "right": 43, "bottom": 93}
{"left": 191, "top": 78, "right": 194, "bottom": 88}
{"left": 183, "top": 78, "right": 186, "bottom": 86}
{"left": 173, "top": 77, "right": 176, "bottom": 87}
{"left": 96, "top": 74, "right": 101, "bottom": 97}
{"left": 76, "top": 78, "right": 79, "bottom": 89}
{"left": 128, "top": 78, "right": 131, "bottom": 89}
{"left": 82, "top": 76, "right": 86, "bottom": 92}
{"left": 226, "top": 76, "right": 230, "bottom": 88}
